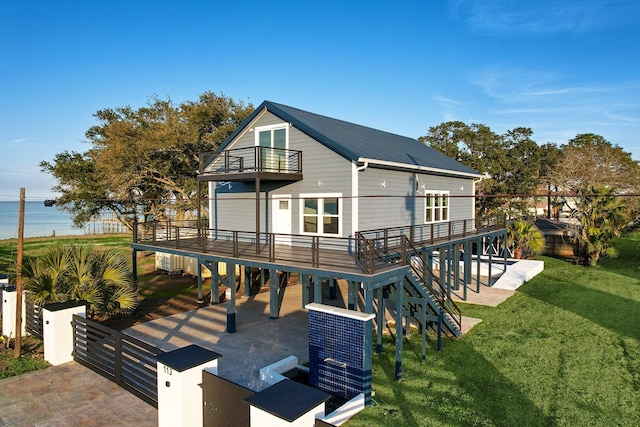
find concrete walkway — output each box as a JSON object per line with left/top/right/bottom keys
{"left": 0, "top": 362, "right": 157, "bottom": 427}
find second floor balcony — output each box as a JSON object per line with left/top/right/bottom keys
{"left": 198, "top": 146, "right": 303, "bottom": 182}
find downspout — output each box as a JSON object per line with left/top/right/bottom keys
{"left": 356, "top": 161, "right": 369, "bottom": 172}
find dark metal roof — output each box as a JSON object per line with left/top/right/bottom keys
{"left": 219, "top": 101, "right": 480, "bottom": 177}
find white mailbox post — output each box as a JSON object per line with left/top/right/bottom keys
{"left": 42, "top": 301, "right": 87, "bottom": 366}
{"left": 157, "top": 344, "right": 222, "bottom": 427}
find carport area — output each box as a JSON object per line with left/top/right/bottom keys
{"left": 123, "top": 282, "right": 312, "bottom": 392}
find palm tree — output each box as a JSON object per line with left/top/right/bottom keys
{"left": 507, "top": 220, "right": 545, "bottom": 259}
{"left": 571, "top": 185, "right": 628, "bottom": 266}
{"left": 20, "top": 244, "right": 137, "bottom": 317}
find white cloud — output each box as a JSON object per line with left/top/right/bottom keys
{"left": 449, "top": 0, "right": 640, "bottom": 34}
{"left": 5, "top": 137, "right": 29, "bottom": 145}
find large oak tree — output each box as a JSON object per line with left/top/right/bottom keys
{"left": 41, "top": 92, "right": 253, "bottom": 229}
{"left": 419, "top": 122, "right": 545, "bottom": 220}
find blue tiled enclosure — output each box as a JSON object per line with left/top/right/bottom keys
{"left": 307, "top": 303, "right": 375, "bottom": 404}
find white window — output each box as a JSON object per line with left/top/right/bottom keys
{"left": 255, "top": 124, "right": 289, "bottom": 172}
{"left": 300, "top": 193, "right": 342, "bottom": 236}
{"left": 425, "top": 191, "right": 449, "bottom": 223}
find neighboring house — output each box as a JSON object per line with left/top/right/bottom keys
{"left": 534, "top": 217, "right": 582, "bottom": 258}
{"left": 133, "top": 101, "right": 506, "bottom": 384}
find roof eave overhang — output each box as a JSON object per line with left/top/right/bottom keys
{"left": 357, "top": 157, "right": 483, "bottom": 179}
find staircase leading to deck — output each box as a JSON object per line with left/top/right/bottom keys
{"left": 356, "top": 233, "right": 462, "bottom": 339}
{"left": 402, "top": 237, "right": 462, "bottom": 338}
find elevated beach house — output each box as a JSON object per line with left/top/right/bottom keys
{"left": 132, "top": 101, "right": 506, "bottom": 379}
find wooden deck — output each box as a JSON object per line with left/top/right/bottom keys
{"left": 133, "top": 236, "right": 396, "bottom": 279}
{"left": 132, "top": 221, "right": 507, "bottom": 280}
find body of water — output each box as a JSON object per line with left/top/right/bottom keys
{"left": 0, "top": 201, "right": 86, "bottom": 240}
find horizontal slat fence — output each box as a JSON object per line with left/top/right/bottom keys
{"left": 72, "top": 314, "right": 165, "bottom": 407}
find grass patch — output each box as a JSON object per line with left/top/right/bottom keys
{"left": 347, "top": 234, "right": 640, "bottom": 426}
{"left": 0, "top": 235, "right": 132, "bottom": 274}
{"left": 0, "top": 326, "right": 49, "bottom": 379}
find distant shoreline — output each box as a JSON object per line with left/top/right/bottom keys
{"left": 0, "top": 233, "right": 130, "bottom": 243}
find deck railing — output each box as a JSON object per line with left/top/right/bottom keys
{"left": 355, "top": 219, "right": 497, "bottom": 274}
{"left": 199, "top": 146, "right": 302, "bottom": 176}
{"left": 134, "top": 221, "right": 355, "bottom": 270}
{"left": 133, "top": 218, "right": 504, "bottom": 275}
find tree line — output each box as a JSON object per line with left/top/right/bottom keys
{"left": 420, "top": 121, "right": 639, "bottom": 264}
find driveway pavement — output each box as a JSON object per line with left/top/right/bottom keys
{"left": 0, "top": 361, "right": 157, "bottom": 427}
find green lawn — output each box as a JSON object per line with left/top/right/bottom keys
{"left": 0, "top": 235, "right": 133, "bottom": 275}
{"left": 348, "top": 234, "right": 640, "bottom": 426}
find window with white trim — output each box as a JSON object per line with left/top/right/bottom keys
{"left": 300, "top": 194, "right": 342, "bottom": 236}
{"left": 425, "top": 191, "right": 449, "bottom": 223}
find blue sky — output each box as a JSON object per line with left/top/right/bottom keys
{"left": 1, "top": 0, "right": 639, "bottom": 200}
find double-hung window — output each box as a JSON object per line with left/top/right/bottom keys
{"left": 255, "top": 124, "right": 288, "bottom": 172}
{"left": 425, "top": 191, "right": 449, "bottom": 223}
{"left": 300, "top": 194, "right": 341, "bottom": 236}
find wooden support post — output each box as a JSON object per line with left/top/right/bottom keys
{"left": 464, "top": 240, "right": 471, "bottom": 300}
{"left": 313, "top": 274, "right": 321, "bottom": 303}
{"left": 364, "top": 285, "right": 373, "bottom": 314}
{"left": 453, "top": 245, "right": 460, "bottom": 293}
{"left": 329, "top": 278, "right": 337, "bottom": 300}
{"left": 197, "top": 260, "right": 204, "bottom": 303}
{"left": 488, "top": 237, "right": 494, "bottom": 287}
{"left": 425, "top": 250, "right": 433, "bottom": 285}
{"left": 244, "top": 266, "right": 251, "bottom": 297}
{"left": 226, "top": 262, "right": 237, "bottom": 333}
{"left": 503, "top": 231, "right": 508, "bottom": 265}
{"left": 302, "top": 274, "right": 310, "bottom": 307}
{"left": 347, "top": 281, "right": 357, "bottom": 311}
{"left": 376, "top": 287, "right": 384, "bottom": 354}
{"left": 439, "top": 249, "right": 447, "bottom": 297}
{"left": 209, "top": 262, "right": 219, "bottom": 304}
{"left": 269, "top": 268, "right": 279, "bottom": 319}
{"left": 421, "top": 302, "right": 427, "bottom": 362}
{"left": 395, "top": 279, "right": 403, "bottom": 380}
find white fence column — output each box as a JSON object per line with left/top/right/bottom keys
{"left": 157, "top": 344, "right": 222, "bottom": 427}
{"left": 43, "top": 301, "right": 87, "bottom": 366}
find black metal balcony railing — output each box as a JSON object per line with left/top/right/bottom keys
{"left": 133, "top": 220, "right": 356, "bottom": 271}
{"left": 199, "top": 146, "right": 303, "bottom": 176}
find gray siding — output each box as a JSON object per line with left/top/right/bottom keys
{"left": 357, "top": 167, "right": 474, "bottom": 231}
{"left": 211, "top": 112, "right": 354, "bottom": 237}
{"left": 210, "top": 190, "right": 259, "bottom": 231}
